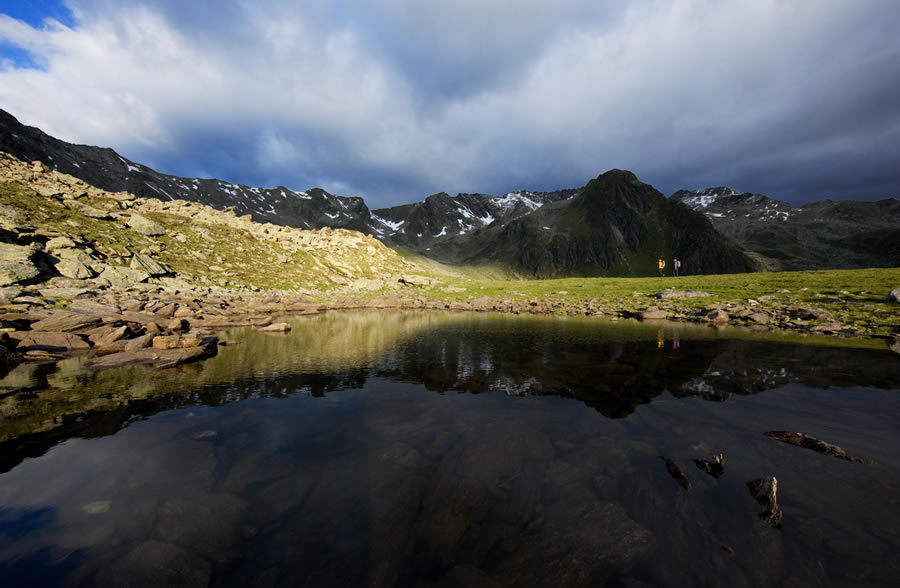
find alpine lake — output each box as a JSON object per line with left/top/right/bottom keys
{"left": 1, "top": 310, "right": 899, "bottom": 587}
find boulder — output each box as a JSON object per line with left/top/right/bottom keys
{"left": 655, "top": 289, "right": 711, "bottom": 299}
{"left": 98, "top": 266, "right": 150, "bottom": 287}
{"left": 154, "top": 302, "right": 177, "bottom": 318}
{"left": 16, "top": 331, "right": 91, "bottom": 352}
{"left": 30, "top": 312, "right": 102, "bottom": 332}
{"left": 805, "top": 309, "right": 835, "bottom": 321}
{"left": 88, "top": 337, "right": 217, "bottom": 370}
{"left": 0, "top": 261, "right": 41, "bottom": 286}
{"left": 55, "top": 259, "right": 95, "bottom": 279}
{"left": 167, "top": 318, "right": 187, "bottom": 332}
{"left": 0, "top": 286, "right": 23, "bottom": 304}
{"left": 249, "top": 315, "right": 273, "bottom": 327}
{"left": 887, "top": 288, "right": 900, "bottom": 303}
{"left": 123, "top": 333, "right": 156, "bottom": 351}
{"left": 0, "top": 242, "right": 38, "bottom": 264}
{"left": 639, "top": 309, "right": 669, "bottom": 320}
{"left": 259, "top": 322, "right": 291, "bottom": 332}
{"left": 126, "top": 214, "right": 166, "bottom": 236}
{"left": 152, "top": 335, "right": 182, "bottom": 350}
{"left": 73, "top": 202, "right": 111, "bottom": 219}
{"left": 130, "top": 253, "right": 172, "bottom": 276}
{"left": 68, "top": 299, "right": 121, "bottom": 316}
{"left": 37, "top": 287, "right": 95, "bottom": 299}
{"left": 398, "top": 274, "right": 432, "bottom": 287}
{"left": 45, "top": 236, "right": 77, "bottom": 252}
{"left": 87, "top": 325, "right": 131, "bottom": 347}
{"left": 704, "top": 310, "right": 730, "bottom": 324}
{"left": 470, "top": 296, "right": 493, "bottom": 312}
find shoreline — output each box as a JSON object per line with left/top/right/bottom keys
{"left": 2, "top": 283, "right": 898, "bottom": 375}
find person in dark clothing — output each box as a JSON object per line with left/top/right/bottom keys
{"left": 673, "top": 258, "right": 680, "bottom": 277}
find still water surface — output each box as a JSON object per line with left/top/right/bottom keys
{"left": 0, "top": 311, "right": 899, "bottom": 587}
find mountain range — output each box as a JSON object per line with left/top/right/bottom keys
{"left": 2, "top": 109, "right": 896, "bottom": 276}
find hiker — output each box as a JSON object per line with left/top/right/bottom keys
{"left": 658, "top": 258, "right": 665, "bottom": 277}
{"left": 673, "top": 258, "right": 680, "bottom": 277}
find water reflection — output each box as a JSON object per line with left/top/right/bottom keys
{"left": 0, "top": 312, "right": 898, "bottom": 586}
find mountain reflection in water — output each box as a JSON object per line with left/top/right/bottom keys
{"left": 0, "top": 311, "right": 898, "bottom": 587}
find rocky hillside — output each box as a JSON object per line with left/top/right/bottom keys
{"left": 672, "top": 187, "right": 900, "bottom": 270}
{"left": 0, "top": 152, "right": 414, "bottom": 294}
{"left": 0, "top": 109, "right": 373, "bottom": 233}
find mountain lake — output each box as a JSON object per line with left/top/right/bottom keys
{"left": 0, "top": 311, "right": 898, "bottom": 587}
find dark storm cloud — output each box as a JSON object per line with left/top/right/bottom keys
{"left": 0, "top": 0, "right": 898, "bottom": 208}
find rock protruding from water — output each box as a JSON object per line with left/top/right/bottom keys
{"left": 694, "top": 453, "right": 726, "bottom": 478}
{"left": 765, "top": 431, "right": 876, "bottom": 464}
{"left": 660, "top": 456, "right": 692, "bottom": 490}
{"left": 747, "top": 476, "right": 782, "bottom": 528}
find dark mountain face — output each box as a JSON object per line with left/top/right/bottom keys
{"left": 439, "top": 170, "right": 755, "bottom": 278}
{"left": 671, "top": 187, "right": 900, "bottom": 270}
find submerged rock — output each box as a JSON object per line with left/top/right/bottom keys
{"left": 660, "top": 456, "right": 692, "bottom": 490}
{"left": 694, "top": 453, "right": 726, "bottom": 478}
{"left": 765, "top": 431, "right": 875, "bottom": 464}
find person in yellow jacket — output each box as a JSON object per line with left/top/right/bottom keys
{"left": 658, "top": 258, "right": 665, "bottom": 277}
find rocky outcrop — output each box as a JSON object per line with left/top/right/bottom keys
{"left": 765, "top": 431, "right": 875, "bottom": 464}
{"left": 747, "top": 476, "right": 782, "bottom": 528}
{"left": 694, "top": 453, "right": 726, "bottom": 478}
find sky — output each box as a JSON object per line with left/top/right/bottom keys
{"left": 0, "top": 0, "right": 898, "bottom": 208}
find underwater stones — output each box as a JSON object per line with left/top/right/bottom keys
{"left": 93, "top": 539, "right": 212, "bottom": 588}
{"left": 491, "top": 500, "right": 656, "bottom": 587}
{"left": 156, "top": 493, "right": 247, "bottom": 558}
{"left": 765, "top": 431, "right": 875, "bottom": 464}
{"left": 81, "top": 500, "right": 112, "bottom": 514}
{"left": 660, "top": 456, "right": 692, "bottom": 490}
